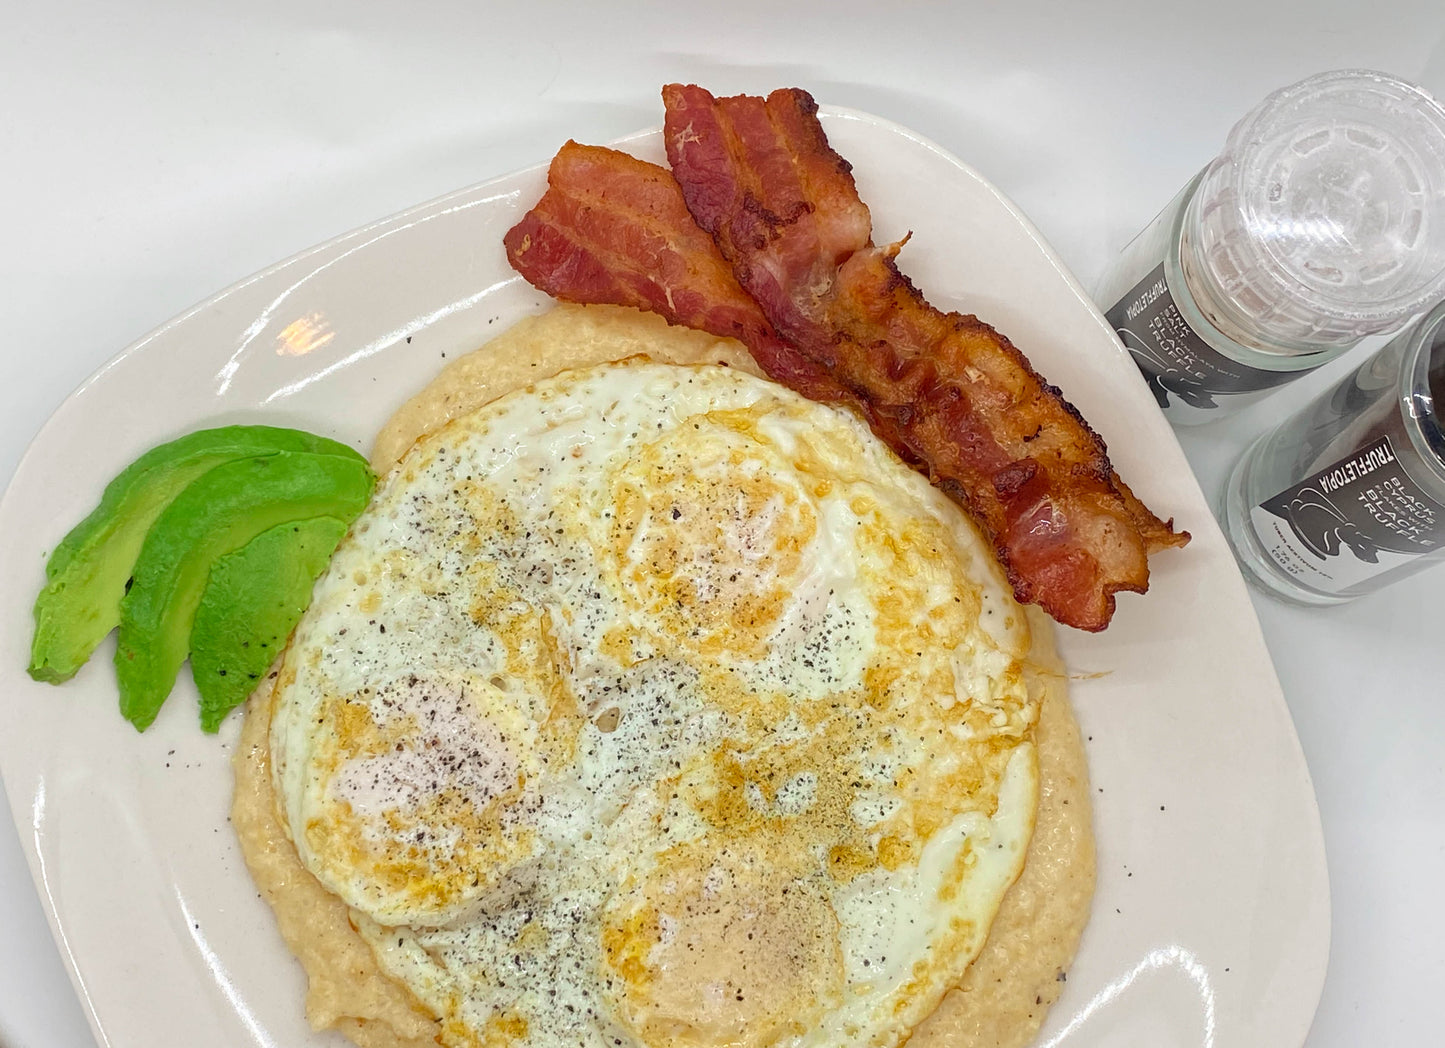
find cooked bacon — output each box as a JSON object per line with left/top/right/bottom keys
{"left": 504, "top": 141, "right": 845, "bottom": 401}
{"left": 502, "top": 105, "right": 1187, "bottom": 631}
{"left": 661, "top": 85, "right": 1186, "bottom": 631}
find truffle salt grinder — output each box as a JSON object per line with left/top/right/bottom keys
{"left": 1222, "top": 298, "right": 1445, "bottom": 604}
{"left": 1096, "top": 69, "right": 1445, "bottom": 425}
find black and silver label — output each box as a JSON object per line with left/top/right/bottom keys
{"left": 1251, "top": 435, "right": 1445, "bottom": 593}
{"left": 1105, "top": 263, "right": 1298, "bottom": 419}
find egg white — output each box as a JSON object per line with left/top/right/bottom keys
{"left": 269, "top": 359, "right": 1040, "bottom": 1048}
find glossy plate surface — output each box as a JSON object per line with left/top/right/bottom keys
{"left": 0, "top": 110, "right": 1329, "bottom": 1048}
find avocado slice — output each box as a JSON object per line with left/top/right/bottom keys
{"left": 189, "top": 515, "right": 349, "bottom": 733}
{"left": 29, "top": 425, "right": 363, "bottom": 684}
{"left": 114, "top": 451, "right": 374, "bottom": 731}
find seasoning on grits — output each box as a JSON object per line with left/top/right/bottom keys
{"left": 232, "top": 304, "right": 1096, "bottom": 1048}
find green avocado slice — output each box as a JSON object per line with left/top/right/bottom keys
{"left": 190, "top": 516, "right": 349, "bottom": 733}
{"left": 29, "top": 425, "right": 363, "bottom": 684}
{"left": 114, "top": 451, "right": 374, "bottom": 731}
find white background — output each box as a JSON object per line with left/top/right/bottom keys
{"left": 1, "top": 2, "right": 1441, "bottom": 1046}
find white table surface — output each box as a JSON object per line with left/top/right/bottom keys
{"left": 1, "top": 3, "right": 1441, "bottom": 1046}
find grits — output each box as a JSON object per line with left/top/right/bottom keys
{"left": 232, "top": 304, "right": 1094, "bottom": 1048}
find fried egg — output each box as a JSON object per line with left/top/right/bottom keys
{"left": 269, "top": 358, "right": 1041, "bottom": 1048}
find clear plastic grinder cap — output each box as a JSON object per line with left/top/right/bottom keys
{"left": 1191, "top": 69, "right": 1445, "bottom": 349}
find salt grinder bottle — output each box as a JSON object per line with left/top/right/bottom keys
{"left": 1222, "top": 298, "right": 1445, "bottom": 603}
{"left": 1096, "top": 70, "right": 1445, "bottom": 426}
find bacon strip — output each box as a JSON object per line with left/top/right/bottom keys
{"left": 503, "top": 113, "right": 1187, "bottom": 631}
{"left": 504, "top": 141, "right": 844, "bottom": 402}
{"left": 660, "top": 85, "right": 1186, "bottom": 631}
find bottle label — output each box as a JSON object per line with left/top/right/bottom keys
{"left": 1250, "top": 435, "right": 1445, "bottom": 593}
{"left": 1104, "top": 262, "right": 1298, "bottom": 420}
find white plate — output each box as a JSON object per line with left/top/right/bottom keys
{"left": 0, "top": 109, "right": 1329, "bottom": 1048}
